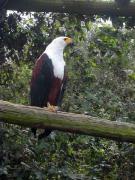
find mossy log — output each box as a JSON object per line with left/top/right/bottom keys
{"left": 1, "top": 100, "right": 135, "bottom": 143}
{"left": 5, "top": 0, "right": 135, "bottom": 17}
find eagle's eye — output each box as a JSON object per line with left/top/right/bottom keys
{"left": 64, "top": 37, "right": 68, "bottom": 41}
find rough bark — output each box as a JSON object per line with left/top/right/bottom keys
{"left": 0, "top": 100, "right": 135, "bottom": 143}
{"left": 5, "top": 0, "right": 135, "bottom": 17}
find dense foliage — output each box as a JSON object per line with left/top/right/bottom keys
{"left": 1, "top": 11, "right": 135, "bottom": 179}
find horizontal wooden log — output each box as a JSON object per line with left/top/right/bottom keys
{"left": 0, "top": 100, "right": 135, "bottom": 142}
{"left": 5, "top": 0, "right": 135, "bottom": 17}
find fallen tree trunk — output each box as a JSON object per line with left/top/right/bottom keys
{"left": 5, "top": 0, "right": 135, "bottom": 17}
{"left": 0, "top": 100, "right": 135, "bottom": 143}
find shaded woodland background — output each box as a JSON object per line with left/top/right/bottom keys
{"left": 1, "top": 9, "right": 135, "bottom": 179}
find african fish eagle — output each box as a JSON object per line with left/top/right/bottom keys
{"left": 30, "top": 36, "right": 73, "bottom": 139}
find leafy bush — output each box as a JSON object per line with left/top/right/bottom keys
{"left": 1, "top": 11, "right": 135, "bottom": 179}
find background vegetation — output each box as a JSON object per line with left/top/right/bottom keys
{"left": 1, "top": 10, "right": 135, "bottom": 179}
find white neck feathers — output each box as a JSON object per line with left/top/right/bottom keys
{"left": 44, "top": 41, "right": 66, "bottom": 80}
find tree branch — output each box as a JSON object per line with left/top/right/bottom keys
{"left": 0, "top": 100, "right": 135, "bottom": 142}
{"left": 5, "top": 0, "right": 135, "bottom": 17}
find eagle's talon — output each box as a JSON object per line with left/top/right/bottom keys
{"left": 47, "top": 102, "right": 58, "bottom": 112}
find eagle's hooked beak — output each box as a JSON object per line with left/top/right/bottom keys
{"left": 64, "top": 37, "right": 73, "bottom": 45}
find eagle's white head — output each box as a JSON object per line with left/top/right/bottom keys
{"left": 44, "top": 36, "right": 73, "bottom": 79}
{"left": 53, "top": 36, "right": 73, "bottom": 47}
{"left": 45, "top": 36, "right": 73, "bottom": 52}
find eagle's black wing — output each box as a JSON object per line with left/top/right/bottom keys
{"left": 30, "top": 53, "right": 53, "bottom": 138}
{"left": 30, "top": 53, "right": 53, "bottom": 107}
